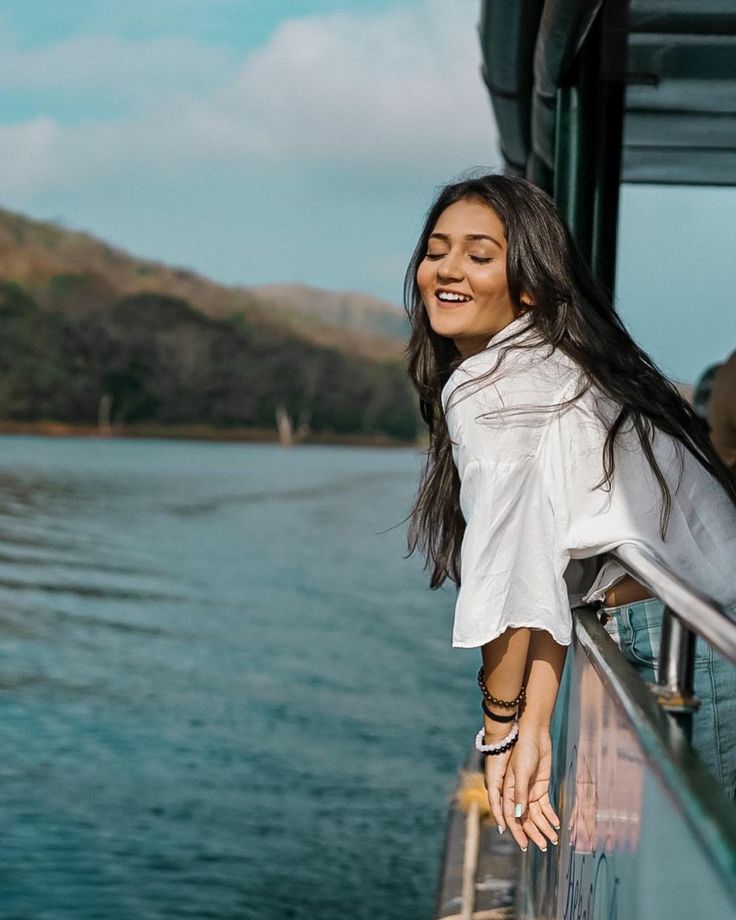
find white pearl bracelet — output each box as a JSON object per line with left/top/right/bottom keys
{"left": 474, "top": 722, "right": 519, "bottom": 754}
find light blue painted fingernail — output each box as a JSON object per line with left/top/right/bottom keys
{"left": 497, "top": 825, "right": 504, "bottom": 835}
{"left": 514, "top": 804, "right": 524, "bottom": 818}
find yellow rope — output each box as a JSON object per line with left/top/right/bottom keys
{"left": 454, "top": 770, "right": 492, "bottom": 818}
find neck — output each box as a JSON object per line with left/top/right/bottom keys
{"left": 453, "top": 311, "right": 529, "bottom": 357}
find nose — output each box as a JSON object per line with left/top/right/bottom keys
{"left": 437, "top": 248, "right": 464, "bottom": 282}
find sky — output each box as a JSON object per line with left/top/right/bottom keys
{"left": 0, "top": 0, "right": 733, "bottom": 382}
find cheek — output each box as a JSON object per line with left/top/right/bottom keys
{"left": 415, "top": 261, "right": 433, "bottom": 296}
{"left": 471, "top": 265, "right": 507, "bottom": 297}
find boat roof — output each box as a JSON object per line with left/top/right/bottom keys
{"left": 478, "top": 0, "right": 736, "bottom": 188}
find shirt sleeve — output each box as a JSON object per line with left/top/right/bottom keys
{"left": 453, "top": 455, "right": 573, "bottom": 647}
{"left": 448, "top": 380, "right": 574, "bottom": 648}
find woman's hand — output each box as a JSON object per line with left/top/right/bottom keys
{"left": 502, "top": 727, "right": 560, "bottom": 851}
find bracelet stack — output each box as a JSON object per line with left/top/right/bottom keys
{"left": 476, "top": 666, "right": 526, "bottom": 756}
{"left": 475, "top": 723, "right": 519, "bottom": 755}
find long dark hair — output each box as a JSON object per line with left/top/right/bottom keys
{"left": 405, "top": 173, "right": 736, "bottom": 589}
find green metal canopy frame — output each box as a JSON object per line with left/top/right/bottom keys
{"left": 478, "top": 0, "right": 736, "bottom": 294}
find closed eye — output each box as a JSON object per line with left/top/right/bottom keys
{"left": 425, "top": 252, "right": 491, "bottom": 263}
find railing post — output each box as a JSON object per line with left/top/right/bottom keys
{"left": 652, "top": 607, "right": 700, "bottom": 739}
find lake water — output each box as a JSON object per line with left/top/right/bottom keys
{"left": 0, "top": 437, "right": 479, "bottom": 920}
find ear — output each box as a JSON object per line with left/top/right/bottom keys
{"left": 520, "top": 293, "right": 534, "bottom": 311}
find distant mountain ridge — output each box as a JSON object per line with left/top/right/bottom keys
{"left": 0, "top": 208, "right": 407, "bottom": 360}
{"left": 251, "top": 283, "right": 409, "bottom": 344}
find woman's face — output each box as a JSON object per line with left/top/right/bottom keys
{"left": 416, "top": 197, "right": 524, "bottom": 356}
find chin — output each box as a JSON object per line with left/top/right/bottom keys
{"left": 427, "top": 315, "right": 468, "bottom": 340}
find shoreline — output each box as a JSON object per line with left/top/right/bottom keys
{"left": 0, "top": 419, "right": 422, "bottom": 450}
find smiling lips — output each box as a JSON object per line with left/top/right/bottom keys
{"left": 435, "top": 289, "right": 472, "bottom": 304}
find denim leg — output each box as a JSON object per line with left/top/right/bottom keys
{"left": 691, "top": 641, "right": 736, "bottom": 798}
{"left": 602, "top": 598, "right": 736, "bottom": 799}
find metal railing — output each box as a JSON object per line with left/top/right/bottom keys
{"left": 611, "top": 543, "right": 736, "bottom": 733}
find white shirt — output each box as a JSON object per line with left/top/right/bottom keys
{"left": 441, "top": 315, "right": 736, "bottom": 648}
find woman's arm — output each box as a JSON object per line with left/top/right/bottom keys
{"left": 502, "top": 630, "right": 567, "bottom": 850}
{"left": 480, "top": 627, "right": 531, "bottom": 834}
{"left": 518, "top": 629, "right": 567, "bottom": 732}
{"left": 482, "top": 627, "right": 567, "bottom": 849}
{"left": 480, "top": 626, "right": 530, "bottom": 739}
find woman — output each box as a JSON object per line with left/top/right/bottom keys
{"left": 404, "top": 173, "right": 736, "bottom": 853}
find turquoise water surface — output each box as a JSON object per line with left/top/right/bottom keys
{"left": 0, "top": 437, "right": 478, "bottom": 920}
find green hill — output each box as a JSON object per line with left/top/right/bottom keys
{"left": 0, "top": 210, "right": 418, "bottom": 443}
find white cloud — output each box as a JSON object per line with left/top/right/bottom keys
{"left": 0, "top": 1, "right": 500, "bottom": 198}
{"left": 218, "top": 3, "right": 498, "bottom": 171}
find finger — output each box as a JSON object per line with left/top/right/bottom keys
{"left": 528, "top": 800, "right": 558, "bottom": 845}
{"left": 521, "top": 812, "right": 549, "bottom": 852}
{"left": 488, "top": 781, "right": 505, "bottom": 833}
{"left": 504, "top": 799, "right": 529, "bottom": 850}
{"left": 512, "top": 764, "right": 530, "bottom": 824}
{"left": 484, "top": 758, "right": 506, "bottom": 831}
{"left": 503, "top": 769, "right": 528, "bottom": 851}
{"left": 540, "top": 796, "right": 561, "bottom": 832}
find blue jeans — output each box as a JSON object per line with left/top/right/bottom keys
{"left": 600, "top": 597, "right": 736, "bottom": 800}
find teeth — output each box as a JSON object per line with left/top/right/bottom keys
{"left": 437, "top": 292, "right": 470, "bottom": 302}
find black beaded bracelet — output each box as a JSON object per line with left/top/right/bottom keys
{"left": 482, "top": 699, "right": 517, "bottom": 723}
{"left": 477, "top": 666, "right": 526, "bottom": 708}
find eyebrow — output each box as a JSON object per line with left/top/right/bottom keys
{"left": 429, "top": 232, "right": 502, "bottom": 247}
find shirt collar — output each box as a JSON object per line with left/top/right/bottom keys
{"left": 442, "top": 313, "right": 538, "bottom": 408}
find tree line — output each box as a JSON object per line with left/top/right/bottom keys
{"left": 0, "top": 282, "right": 420, "bottom": 442}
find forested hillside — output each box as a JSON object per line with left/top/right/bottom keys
{"left": 0, "top": 210, "right": 419, "bottom": 443}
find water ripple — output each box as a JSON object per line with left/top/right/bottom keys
{"left": 0, "top": 438, "right": 457, "bottom": 920}
{"left": 0, "top": 574, "right": 181, "bottom": 603}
